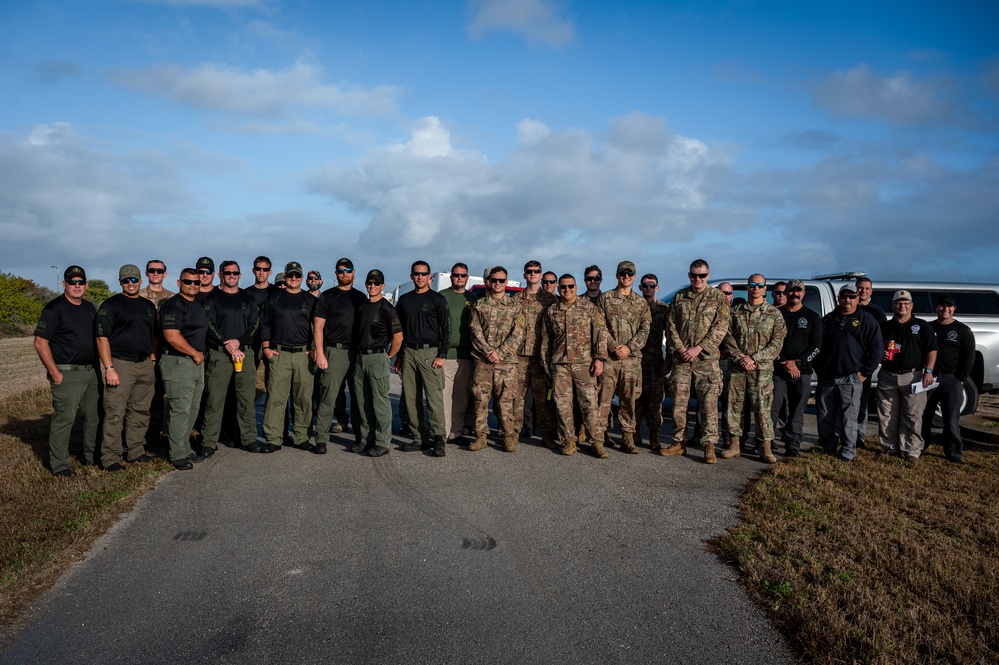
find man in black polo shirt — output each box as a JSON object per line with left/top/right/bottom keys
{"left": 353, "top": 269, "right": 403, "bottom": 456}
{"left": 313, "top": 257, "right": 367, "bottom": 455}
{"left": 202, "top": 260, "right": 260, "bottom": 455}
{"left": 194, "top": 256, "right": 217, "bottom": 304}
{"left": 771, "top": 279, "right": 823, "bottom": 458}
{"left": 33, "top": 265, "right": 100, "bottom": 477}
{"left": 159, "top": 268, "right": 210, "bottom": 470}
{"left": 877, "top": 290, "right": 937, "bottom": 462}
{"left": 260, "top": 261, "right": 315, "bottom": 451}
{"left": 922, "top": 294, "right": 975, "bottom": 464}
{"left": 96, "top": 264, "right": 158, "bottom": 471}
{"left": 394, "top": 260, "right": 451, "bottom": 452}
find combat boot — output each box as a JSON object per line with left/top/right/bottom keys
{"left": 619, "top": 431, "right": 640, "bottom": 454}
{"left": 604, "top": 431, "right": 614, "bottom": 448}
{"left": 577, "top": 425, "right": 588, "bottom": 441}
{"left": 659, "top": 441, "right": 686, "bottom": 457}
{"left": 719, "top": 437, "right": 741, "bottom": 459}
{"left": 560, "top": 438, "right": 578, "bottom": 456}
{"left": 649, "top": 430, "right": 661, "bottom": 452}
{"left": 591, "top": 440, "right": 609, "bottom": 459}
{"left": 541, "top": 434, "right": 557, "bottom": 449}
{"left": 502, "top": 434, "right": 517, "bottom": 453}
{"left": 468, "top": 431, "right": 489, "bottom": 452}
{"left": 704, "top": 441, "right": 717, "bottom": 464}
{"left": 760, "top": 440, "right": 777, "bottom": 464}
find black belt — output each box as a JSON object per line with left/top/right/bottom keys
{"left": 404, "top": 343, "right": 437, "bottom": 350}
{"left": 328, "top": 342, "right": 351, "bottom": 350}
{"left": 358, "top": 348, "right": 384, "bottom": 355}
{"left": 888, "top": 366, "right": 922, "bottom": 374}
{"left": 55, "top": 364, "right": 94, "bottom": 371}
{"left": 275, "top": 344, "right": 307, "bottom": 353}
{"left": 112, "top": 354, "right": 148, "bottom": 363}
{"left": 160, "top": 348, "right": 200, "bottom": 359}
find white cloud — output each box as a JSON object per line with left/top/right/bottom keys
{"left": 114, "top": 59, "right": 403, "bottom": 117}
{"left": 468, "top": 0, "right": 574, "bottom": 48}
{"left": 814, "top": 64, "right": 949, "bottom": 124}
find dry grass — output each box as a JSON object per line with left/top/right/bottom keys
{"left": 0, "top": 338, "right": 46, "bottom": 402}
{"left": 0, "top": 384, "right": 170, "bottom": 630}
{"left": 711, "top": 446, "right": 999, "bottom": 664}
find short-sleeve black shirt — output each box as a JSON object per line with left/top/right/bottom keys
{"left": 354, "top": 298, "right": 402, "bottom": 351}
{"left": 96, "top": 294, "right": 158, "bottom": 358}
{"left": 261, "top": 290, "right": 315, "bottom": 347}
{"left": 314, "top": 287, "right": 367, "bottom": 346}
{"left": 160, "top": 294, "right": 209, "bottom": 354}
{"left": 395, "top": 289, "right": 451, "bottom": 357}
{"left": 34, "top": 295, "right": 97, "bottom": 365}
{"left": 881, "top": 316, "right": 937, "bottom": 372}
{"left": 203, "top": 289, "right": 259, "bottom": 347}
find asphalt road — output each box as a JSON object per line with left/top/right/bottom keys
{"left": 3, "top": 380, "right": 802, "bottom": 664}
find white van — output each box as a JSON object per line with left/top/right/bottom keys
{"left": 391, "top": 271, "right": 521, "bottom": 302}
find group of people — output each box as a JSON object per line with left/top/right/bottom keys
{"left": 33, "top": 255, "right": 975, "bottom": 477}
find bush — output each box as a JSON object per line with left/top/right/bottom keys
{"left": 0, "top": 272, "right": 49, "bottom": 329}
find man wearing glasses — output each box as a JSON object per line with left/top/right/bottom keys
{"left": 596, "top": 261, "right": 651, "bottom": 455}
{"left": 394, "top": 261, "right": 451, "bottom": 456}
{"left": 313, "top": 258, "right": 367, "bottom": 455}
{"left": 34, "top": 265, "right": 100, "bottom": 477}
{"left": 814, "top": 284, "right": 883, "bottom": 461}
{"left": 201, "top": 261, "right": 260, "bottom": 455}
{"left": 352, "top": 269, "right": 403, "bottom": 457}
{"left": 194, "top": 256, "right": 217, "bottom": 304}
{"left": 583, "top": 265, "right": 603, "bottom": 304}
{"left": 771, "top": 282, "right": 788, "bottom": 309}
{"left": 95, "top": 264, "right": 158, "bottom": 471}
{"left": 469, "top": 266, "right": 526, "bottom": 452}
{"left": 771, "top": 279, "right": 822, "bottom": 458}
{"left": 138, "top": 260, "right": 174, "bottom": 309}
{"left": 636, "top": 274, "right": 669, "bottom": 451}
{"left": 512, "top": 260, "right": 559, "bottom": 449}
{"left": 260, "top": 261, "right": 316, "bottom": 452}
{"left": 541, "top": 274, "right": 609, "bottom": 457}
{"left": 719, "top": 274, "right": 787, "bottom": 463}
{"left": 664, "top": 259, "right": 731, "bottom": 463}
{"left": 541, "top": 271, "right": 558, "bottom": 296}
{"left": 439, "top": 262, "right": 477, "bottom": 446}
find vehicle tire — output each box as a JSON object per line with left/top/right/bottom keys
{"left": 960, "top": 378, "right": 979, "bottom": 416}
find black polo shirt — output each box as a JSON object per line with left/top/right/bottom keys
{"left": 354, "top": 299, "right": 402, "bottom": 350}
{"left": 160, "top": 294, "right": 209, "bottom": 354}
{"left": 881, "top": 316, "right": 937, "bottom": 373}
{"left": 96, "top": 293, "right": 157, "bottom": 358}
{"left": 395, "top": 289, "right": 451, "bottom": 357}
{"left": 261, "top": 290, "right": 315, "bottom": 347}
{"left": 314, "top": 287, "right": 367, "bottom": 346}
{"left": 34, "top": 295, "right": 97, "bottom": 365}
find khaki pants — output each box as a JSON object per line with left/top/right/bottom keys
{"left": 100, "top": 358, "right": 154, "bottom": 467}
{"left": 443, "top": 358, "right": 473, "bottom": 440}
{"left": 877, "top": 369, "right": 927, "bottom": 458}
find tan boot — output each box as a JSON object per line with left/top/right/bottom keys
{"left": 541, "top": 434, "right": 557, "bottom": 449}
{"left": 468, "top": 431, "right": 489, "bottom": 452}
{"left": 704, "top": 441, "right": 717, "bottom": 464}
{"left": 719, "top": 437, "right": 741, "bottom": 459}
{"left": 502, "top": 434, "right": 517, "bottom": 453}
{"left": 659, "top": 441, "right": 686, "bottom": 457}
{"left": 577, "top": 425, "right": 588, "bottom": 441}
{"left": 619, "top": 431, "right": 640, "bottom": 454}
{"left": 604, "top": 431, "right": 614, "bottom": 448}
{"left": 760, "top": 440, "right": 777, "bottom": 464}
{"left": 560, "top": 439, "right": 577, "bottom": 456}
{"left": 649, "top": 430, "right": 661, "bottom": 452}
{"left": 591, "top": 440, "right": 609, "bottom": 459}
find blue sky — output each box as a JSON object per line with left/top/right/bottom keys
{"left": 1, "top": 0, "right": 997, "bottom": 293}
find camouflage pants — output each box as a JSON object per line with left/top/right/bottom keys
{"left": 513, "top": 355, "right": 556, "bottom": 437}
{"left": 726, "top": 368, "right": 775, "bottom": 443}
{"left": 670, "top": 357, "right": 722, "bottom": 445}
{"left": 472, "top": 360, "right": 519, "bottom": 435}
{"left": 598, "top": 357, "right": 642, "bottom": 433}
{"left": 635, "top": 360, "right": 665, "bottom": 435}
{"left": 552, "top": 364, "right": 604, "bottom": 443}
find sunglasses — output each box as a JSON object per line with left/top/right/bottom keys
{"left": 618, "top": 271, "right": 635, "bottom": 277}
{"left": 839, "top": 294, "right": 858, "bottom": 300}
{"left": 222, "top": 271, "right": 240, "bottom": 276}
{"left": 558, "top": 284, "right": 576, "bottom": 290}
{"left": 180, "top": 278, "right": 199, "bottom": 285}
{"left": 773, "top": 290, "right": 787, "bottom": 296}
{"left": 412, "top": 271, "right": 430, "bottom": 277}
{"left": 720, "top": 291, "right": 733, "bottom": 296}
{"left": 66, "top": 279, "right": 87, "bottom": 286}
{"left": 253, "top": 266, "right": 270, "bottom": 272}
{"left": 451, "top": 273, "right": 468, "bottom": 278}
{"left": 584, "top": 276, "right": 601, "bottom": 282}
{"left": 748, "top": 282, "right": 766, "bottom": 289}
{"left": 146, "top": 268, "right": 165, "bottom": 274}
{"left": 489, "top": 278, "right": 508, "bottom": 284}
{"left": 285, "top": 272, "right": 303, "bottom": 279}
{"left": 365, "top": 281, "right": 382, "bottom": 286}
{"left": 689, "top": 272, "right": 709, "bottom": 279}
{"left": 336, "top": 268, "right": 353, "bottom": 275}
{"left": 525, "top": 268, "right": 541, "bottom": 275}
{"left": 307, "top": 277, "right": 321, "bottom": 281}
{"left": 541, "top": 279, "right": 557, "bottom": 285}
{"left": 120, "top": 277, "right": 140, "bottom": 284}
{"left": 640, "top": 283, "right": 657, "bottom": 289}
{"left": 197, "top": 269, "right": 213, "bottom": 275}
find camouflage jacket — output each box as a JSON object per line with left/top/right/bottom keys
{"left": 642, "top": 299, "right": 669, "bottom": 365}
{"left": 513, "top": 288, "right": 558, "bottom": 358}
{"left": 722, "top": 301, "right": 787, "bottom": 367}
{"left": 138, "top": 286, "right": 175, "bottom": 310}
{"left": 541, "top": 297, "right": 609, "bottom": 367}
{"left": 597, "top": 288, "right": 651, "bottom": 357}
{"left": 666, "top": 286, "right": 731, "bottom": 360}
{"left": 470, "top": 295, "right": 526, "bottom": 364}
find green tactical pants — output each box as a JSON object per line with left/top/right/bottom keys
{"left": 202, "top": 346, "right": 258, "bottom": 450}
{"left": 315, "top": 347, "right": 360, "bottom": 445}
{"left": 159, "top": 354, "right": 205, "bottom": 463}
{"left": 263, "top": 349, "right": 313, "bottom": 446}
{"left": 400, "top": 346, "right": 445, "bottom": 443}
{"left": 352, "top": 352, "right": 393, "bottom": 450}
{"left": 49, "top": 364, "right": 100, "bottom": 473}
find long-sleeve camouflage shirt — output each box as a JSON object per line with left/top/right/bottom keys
{"left": 642, "top": 299, "right": 669, "bottom": 366}
{"left": 469, "top": 295, "right": 526, "bottom": 364}
{"left": 597, "top": 288, "right": 651, "bottom": 356}
{"left": 513, "top": 288, "right": 558, "bottom": 359}
{"left": 721, "top": 301, "right": 787, "bottom": 367}
{"left": 666, "top": 286, "right": 731, "bottom": 360}
{"left": 541, "top": 297, "right": 609, "bottom": 368}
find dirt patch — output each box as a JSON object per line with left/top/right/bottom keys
{"left": 0, "top": 337, "right": 46, "bottom": 401}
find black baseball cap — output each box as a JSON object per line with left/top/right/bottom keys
{"left": 64, "top": 265, "right": 87, "bottom": 281}
{"left": 196, "top": 257, "right": 215, "bottom": 271}
{"left": 936, "top": 294, "right": 957, "bottom": 306}
{"left": 336, "top": 257, "right": 353, "bottom": 270}
{"left": 366, "top": 269, "right": 384, "bottom": 284}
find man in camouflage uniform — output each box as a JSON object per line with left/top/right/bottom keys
{"left": 635, "top": 273, "right": 669, "bottom": 451}
{"left": 596, "top": 261, "right": 651, "bottom": 454}
{"left": 512, "top": 260, "right": 559, "bottom": 449}
{"left": 664, "top": 259, "right": 731, "bottom": 463}
{"left": 469, "top": 267, "right": 526, "bottom": 452}
{"left": 541, "top": 274, "right": 609, "bottom": 458}
{"left": 719, "top": 274, "right": 787, "bottom": 463}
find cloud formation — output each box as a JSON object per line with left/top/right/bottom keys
{"left": 468, "top": 0, "right": 574, "bottom": 48}
{"left": 114, "top": 59, "right": 403, "bottom": 117}
{"left": 813, "top": 64, "right": 949, "bottom": 124}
